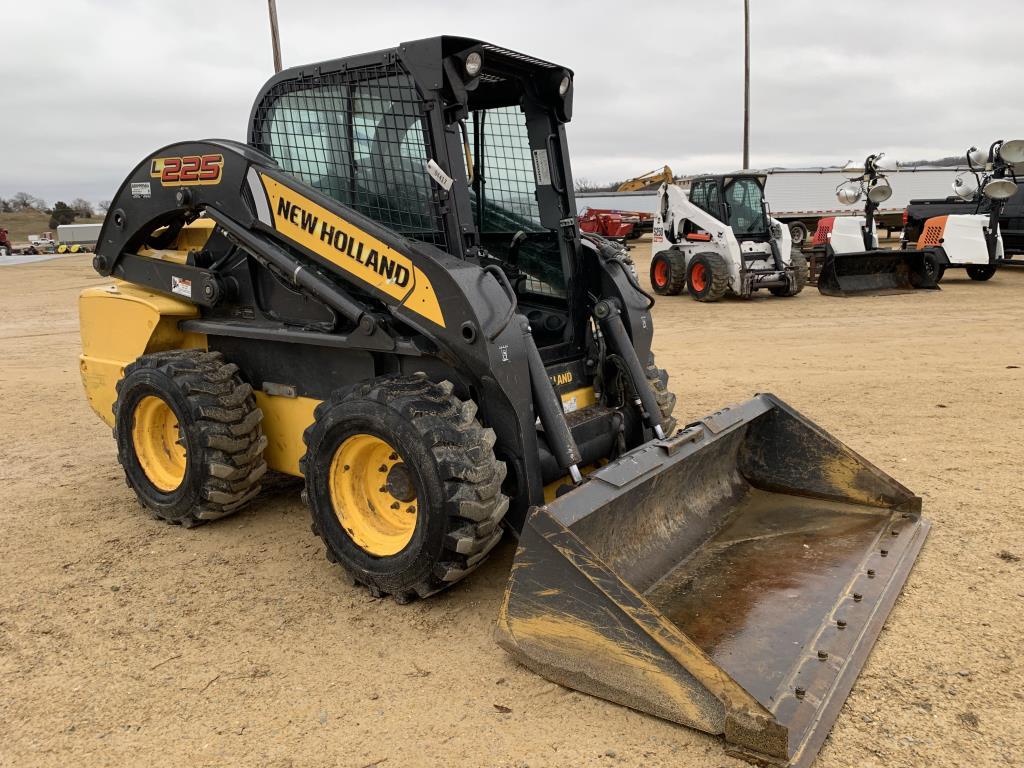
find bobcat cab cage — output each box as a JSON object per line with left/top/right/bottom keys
{"left": 81, "top": 36, "right": 928, "bottom": 768}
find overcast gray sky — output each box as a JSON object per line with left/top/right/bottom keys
{"left": 1, "top": 0, "right": 1020, "bottom": 204}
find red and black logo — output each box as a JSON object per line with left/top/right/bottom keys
{"left": 151, "top": 154, "right": 224, "bottom": 186}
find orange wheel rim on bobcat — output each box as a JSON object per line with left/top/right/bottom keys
{"left": 653, "top": 259, "right": 669, "bottom": 287}
{"left": 690, "top": 262, "right": 707, "bottom": 292}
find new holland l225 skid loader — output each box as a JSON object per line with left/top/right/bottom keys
{"left": 649, "top": 174, "right": 807, "bottom": 300}
{"left": 79, "top": 37, "right": 929, "bottom": 767}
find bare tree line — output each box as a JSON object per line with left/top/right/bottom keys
{"left": 0, "top": 193, "right": 110, "bottom": 218}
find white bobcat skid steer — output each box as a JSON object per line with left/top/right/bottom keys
{"left": 650, "top": 174, "right": 806, "bottom": 301}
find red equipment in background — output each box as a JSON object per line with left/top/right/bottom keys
{"left": 579, "top": 208, "right": 654, "bottom": 240}
{"left": 577, "top": 208, "right": 655, "bottom": 241}
{"left": 577, "top": 208, "right": 634, "bottom": 240}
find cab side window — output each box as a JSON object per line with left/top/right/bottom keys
{"left": 255, "top": 69, "right": 447, "bottom": 248}
{"left": 704, "top": 183, "right": 722, "bottom": 220}
{"left": 689, "top": 181, "right": 707, "bottom": 212}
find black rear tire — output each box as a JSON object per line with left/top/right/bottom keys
{"left": 966, "top": 264, "right": 996, "bottom": 281}
{"left": 686, "top": 252, "right": 730, "bottom": 302}
{"left": 301, "top": 374, "right": 508, "bottom": 602}
{"left": 650, "top": 251, "right": 687, "bottom": 295}
{"left": 770, "top": 253, "right": 808, "bottom": 296}
{"left": 113, "top": 350, "right": 267, "bottom": 526}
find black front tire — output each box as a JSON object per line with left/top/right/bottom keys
{"left": 301, "top": 375, "right": 508, "bottom": 602}
{"left": 686, "top": 252, "right": 730, "bottom": 302}
{"left": 770, "top": 253, "right": 809, "bottom": 296}
{"left": 650, "top": 251, "right": 687, "bottom": 295}
{"left": 966, "top": 264, "right": 996, "bottom": 281}
{"left": 113, "top": 350, "right": 267, "bottom": 526}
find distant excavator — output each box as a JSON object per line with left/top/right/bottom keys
{"left": 616, "top": 165, "right": 674, "bottom": 192}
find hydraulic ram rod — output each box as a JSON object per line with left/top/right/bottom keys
{"left": 207, "top": 208, "right": 376, "bottom": 331}
{"left": 523, "top": 324, "right": 583, "bottom": 482}
{"left": 594, "top": 299, "right": 666, "bottom": 439}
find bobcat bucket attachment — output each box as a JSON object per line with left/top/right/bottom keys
{"left": 817, "top": 249, "right": 940, "bottom": 297}
{"left": 497, "top": 394, "right": 929, "bottom": 767}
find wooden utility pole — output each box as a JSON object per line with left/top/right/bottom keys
{"left": 743, "top": 0, "right": 750, "bottom": 169}
{"left": 268, "top": 0, "right": 283, "bottom": 73}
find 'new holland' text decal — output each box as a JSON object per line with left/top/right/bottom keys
{"left": 259, "top": 173, "right": 445, "bottom": 328}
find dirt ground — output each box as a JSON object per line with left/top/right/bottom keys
{"left": 1, "top": 249, "right": 1022, "bottom": 768}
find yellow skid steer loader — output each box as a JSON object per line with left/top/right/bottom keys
{"left": 78, "top": 37, "right": 928, "bottom": 767}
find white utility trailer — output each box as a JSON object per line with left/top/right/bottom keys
{"left": 57, "top": 223, "right": 103, "bottom": 247}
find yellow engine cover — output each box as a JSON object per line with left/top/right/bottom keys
{"left": 79, "top": 281, "right": 317, "bottom": 478}
{"left": 78, "top": 283, "right": 204, "bottom": 426}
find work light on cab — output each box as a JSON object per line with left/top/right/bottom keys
{"left": 464, "top": 51, "right": 482, "bottom": 76}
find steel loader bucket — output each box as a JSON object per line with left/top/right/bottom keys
{"left": 496, "top": 394, "right": 929, "bottom": 767}
{"left": 817, "top": 249, "right": 940, "bottom": 296}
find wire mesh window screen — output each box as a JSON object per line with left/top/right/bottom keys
{"left": 689, "top": 181, "right": 707, "bottom": 211}
{"left": 704, "top": 183, "right": 722, "bottom": 220}
{"left": 253, "top": 65, "right": 447, "bottom": 248}
{"left": 466, "top": 106, "right": 564, "bottom": 297}
{"left": 724, "top": 179, "right": 767, "bottom": 234}
{"left": 467, "top": 106, "right": 544, "bottom": 232}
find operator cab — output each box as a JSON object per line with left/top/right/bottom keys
{"left": 248, "top": 37, "right": 583, "bottom": 356}
{"left": 688, "top": 174, "right": 771, "bottom": 241}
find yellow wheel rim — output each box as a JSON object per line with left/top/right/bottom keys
{"left": 131, "top": 395, "right": 187, "bottom": 492}
{"left": 329, "top": 434, "right": 418, "bottom": 557}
